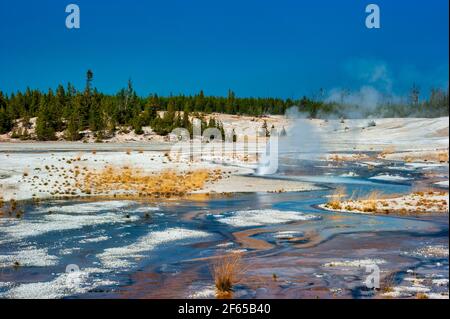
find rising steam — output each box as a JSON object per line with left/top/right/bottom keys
{"left": 256, "top": 107, "right": 324, "bottom": 175}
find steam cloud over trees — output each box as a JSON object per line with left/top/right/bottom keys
{"left": 0, "top": 71, "right": 448, "bottom": 140}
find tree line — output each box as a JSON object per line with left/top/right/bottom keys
{"left": 0, "top": 71, "right": 448, "bottom": 141}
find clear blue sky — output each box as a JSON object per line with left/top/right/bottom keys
{"left": 0, "top": 0, "right": 448, "bottom": 98}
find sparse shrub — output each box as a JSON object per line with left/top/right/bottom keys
{"left": 379, "top": 146, "right": 395, "bottom": 158}
{"left": 438, "top": 151, "right": 449, "bottom": 163}
{"left": 10, "top": 199, "right": 17, "bottom": 211}
{"left": 381, "top": 273, "right": 396, "bottom": 294}
{"left": 360, "top": 191, "right": 382, "bottom": 213}
{"left": 212, "top": 253, "right": 245, "bottom": 298}
{"left": 326, "top": 186, "right": 347, "bottom": 210}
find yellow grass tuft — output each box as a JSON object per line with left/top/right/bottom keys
{"left": 10, "top": 199, "right": 17, "bottom": 211}
{"left": 379, "top": 146, "right": 395, "bottom": 158}
{"left": 360, "top": 190, "right": 382, "bottom": 213}
{"left": 403, "top": 150, "right": 448, "bottom": 163}
{"left": 0, "top": 193, "right": 4, "bottom": 215}
{"left": 363, "top": 190, "right": 382, "bottom": 201}
{"left": 329, "top": 154, "right": 342, "bottom": 162}
{"left": 326, "top": 186, "right": 347, "bottom": 210}
{"left": 212, "top": 253, "right": 245, "bottom": 298}
{"left": 381, "top": 273, "right": 396, "bottom": 294}
{"left": 437, "top": 151, "right": 449, "bottom": 163}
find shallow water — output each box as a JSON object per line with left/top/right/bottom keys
{"left": 0, "top": 157, "right": 448, "bottom": 299}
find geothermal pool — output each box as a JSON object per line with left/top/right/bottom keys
{"left": 0, "top": 158, "right": 448, "bottom": 299}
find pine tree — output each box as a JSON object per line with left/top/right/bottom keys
{"left": 36, "top": 102, "right": 57, "bottom": 141}
{"left": 182, "top": 105, "right": 191, "bottom": 128}
{"left": 231, "top": 128, "right": 237, "bottom": 142}
{"left": 410, "top": 83, "right": 420, "bottom": 107}
{"left": 0, "top": 107, "right": 12, "bottom": 134}
{"left": 78, "top": 70, "right": 94, "bottom": 129}
{"left": 65, "top": 112, "right": 81, "bottom": 141}
{"left": 163, "top": 100, "right": 176, "bottom": 128}
{"left": 174, "top": 112, "right": 182, "bottom": 129}
{"left": 0, "top": 91, "right": 7, "bottom": 109}
{"left": 88, "top": 92, "right": 105, "bottom": 133}
{"left": 208, "top": 117, "right": 216, "bottom": 128}
{"left": 217, "top": 120, "right": 225, "bottom": 138}
{"left": 86, "top": 70, "right": 94, "bottom": 94}
{"left": 226, "top": 89, "right": 235, "bottom": 114}
{"left": 262, "top": 120, "right": 270, "bottom": 137}
{"left": 132, "top": 115, "right": 144, "bottom": 135}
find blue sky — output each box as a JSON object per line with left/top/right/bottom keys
{"left": 0, "top": 0, "right": 448, "bottom": 98}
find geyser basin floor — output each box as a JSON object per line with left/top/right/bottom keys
{"left": 0, "top": 144, "right": 448, "bottom": 299}
{"left": 0, "top": 186, "right": 448, "bottom": 299}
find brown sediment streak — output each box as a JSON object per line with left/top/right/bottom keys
{"left": 326, "top": 214, "right": 351, "bottom": 221}
{"left": 232, "top": 228, "right": 275, "bottom": 250}
{"left": 291, "top": 231, "right": 322, "bottom": 249}
{"left": 432, "top": 127, "right": 449, "bottom": 138}
{"left": 181, "top": 210, "right": 203, "bottom": 222}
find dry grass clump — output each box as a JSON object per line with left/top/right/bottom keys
{"left": 404, "top": 156, "right": 413, "bottom": 163}
{"left": 325, "top": 186, "right": 347, "bottom": 210}
{"left": 403, "top": 150, "right": 448, "bottom": 163}
{"left": 323, "top": 188, "right": 448, "bottom": 215}
{"left": 348, "top": 190, "right": 382, "bottom": 213}
{"left": 437, "top": 151, "right": 449, "bottom": 163}
{"left": 81, "top": 166, "right": 216, "bottom": 199}
{"left": 10, "top": 199, "right": 17, "bottom": 211}
{"left": 422, "top": 151, "right": 449, "bottom": 163}
{"left": 412, "top": 185, "right": 437, "bottom": 195}
{"left": 381, "top": 273, "right": 396, "bottom": 294}
{"left": 328, "top": 153, "right": 368, "bottom": 162}
{"left": 414, "top": 193, "right": 448, "bottom": 213}
{"left": 411, "top": 187, "right": 448, "bottom": 212}
{"left": 361, "top": 190, "right": 382, "bottom": 213}
{"left": 324, "top": 189, "right": 387, "bottom": 213}
{"left": 328, "top": 154, "right": 342, "bottom": 162}
{"left": 379, "top": 146, "right": 395, "bottom": 158}
{"left": 211, "top": 253, "right": 245, "bottom": 298}
{"left": 0, "top": 198, "right": 23, "bottom": 218}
